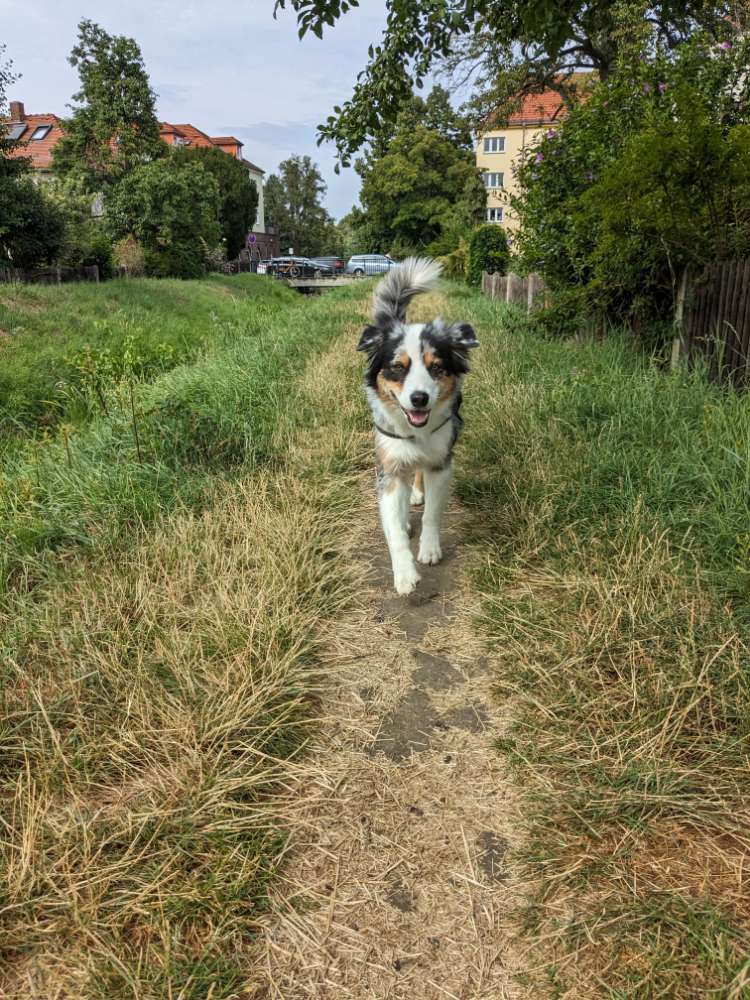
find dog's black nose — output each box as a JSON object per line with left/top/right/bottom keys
{"left": 410, "top": 391, "right": 429, "bottom": 408}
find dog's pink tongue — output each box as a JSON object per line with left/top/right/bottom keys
{"left": 407, "top": 410, "right": 429, "bottom": 427}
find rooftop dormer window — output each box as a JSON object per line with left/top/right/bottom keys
{"left": 31, "top": 125, "right": 52, "bottom": 140}
{"left": 7, "top": 123, "right": 27, "bottom": 141}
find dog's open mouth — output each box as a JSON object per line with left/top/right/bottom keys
{"left": 403, "top": 408, "right": 430, "bottom": 428}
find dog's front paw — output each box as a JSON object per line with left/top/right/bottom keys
{"left": 393, "top": 562, "right": 421, "bottom": 595}
{"left": 410, "top": 485, "right": 424, "bottom": 507}
{"left": 418, "top": 535, "right": 443, "bottom": 565}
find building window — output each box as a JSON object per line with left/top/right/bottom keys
{"left": 8, "top": 123, "right": 27, "bottom": 141}
{"left": 486, "top": 207, "right": 504, "bottom": 223}
{"left": 483, "top": 172, "right": 504, "bottom": 188}
{"left": 483, "top": 136, "right": 505, "bottom": 153}
{"left": 30, "top": 125, "right": 52, "bottom": 140}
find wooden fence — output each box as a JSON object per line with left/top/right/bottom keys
{"left": 672, "top": 260, "right": 750, "bottom": 384}
{"left": 0, "top": 264, "right": 100, "bottom": 285}
{"left": 481, "top": 271, "right": 546, "bottom": 312}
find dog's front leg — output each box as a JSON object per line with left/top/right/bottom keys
{"left": 379, "top": 473, "right": 420, "bottom": 595}
{"left": 418, "top": 464, "right": 452, "bottom": 565}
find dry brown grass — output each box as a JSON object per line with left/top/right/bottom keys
{"left": 455, "top": 293, "right": 750, "bottom": 997}
{"left": 0, "top": 299, "right": 373, "bottom": 998}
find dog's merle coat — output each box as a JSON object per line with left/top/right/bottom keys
{"left": 357, "top": 258, "right": 478, "bottom": 595}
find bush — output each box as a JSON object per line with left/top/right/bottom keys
{"left": 144, "top": 244, "right": 204, "bottom": 280}
{"left": 439, "top": 238, "right": 469, "bottom": 281}
{"left": 113, "top": 235, "right": 146, "bottom": 276}
{"left": 467, "top": 224, "right": 509, "bottom": 286}
{"left": 513, "top": 30, "right": 750, "bottom": 334}
{"left": 63, "top": 222, "right": 113, "bottom": 278}
{"left": 106, "top": 158, "right": 220, "bottom": 279}
{"left": 0, "top": 178, "right": 66, "bottom": 268}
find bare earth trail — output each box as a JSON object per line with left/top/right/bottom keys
{"left": 248, "top": 297, "right": 524, "bottom": 999}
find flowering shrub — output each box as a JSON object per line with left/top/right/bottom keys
{"left": 512, "top": 31, "right": 750, "bottom": 336}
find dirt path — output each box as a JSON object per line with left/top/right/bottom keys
{"left": 248, "top": 478, "right": 524, "bottom": 999}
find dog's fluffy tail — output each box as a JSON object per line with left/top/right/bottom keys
{"left": 372, "top": 256, "right": 442, "bottom": 328}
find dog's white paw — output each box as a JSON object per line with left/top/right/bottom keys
{"left": 418, "top": 536, "right": 443, "bottom": 565}
{"left": 393, "top": 563, "right": 421, "bottom": 595}
{"left": 410, "top": 486, "right": 424, "bottom": 507}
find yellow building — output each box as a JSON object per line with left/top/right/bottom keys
{"left": 475, "top": 89, "right": 565, "bottom": 233}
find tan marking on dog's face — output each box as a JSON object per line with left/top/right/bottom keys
{"left": 437, "top": 371, "right": 457, "bottom": 401}
{"left": 375, "top": 371, "right": 400, "bottom": 408}
{"left": 378, "top": 352, "right": 411, "bottom": 404}
{"left": 422, "top": 349, "right": 457, "bottom": 402}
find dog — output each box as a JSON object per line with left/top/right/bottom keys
{"left": 357, "top": 257, "right": 479, "bottom": 595}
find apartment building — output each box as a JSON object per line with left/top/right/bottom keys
{"left": 476, "top": 88, "right": 566, "bottom": 232}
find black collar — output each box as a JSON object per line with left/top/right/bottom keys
{"left": 374, "top": 413, "right": 453, "bottom": 441}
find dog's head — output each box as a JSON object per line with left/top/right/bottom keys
{"left": 357, "top": 319, "right": 479, "bottom": 428}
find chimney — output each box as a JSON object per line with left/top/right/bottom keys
{"left": 9, "top": 101, "right": 24, "bottom": 122}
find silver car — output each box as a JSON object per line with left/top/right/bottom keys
{"left": 345, "top": 253, "right": 398, "bottom": 276}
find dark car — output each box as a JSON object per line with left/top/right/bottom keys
{"left": 266, "top": 256, "right": 335, "bottom": 279}
{"left": 309, "top": 255, "right": 345, "bottom": 274}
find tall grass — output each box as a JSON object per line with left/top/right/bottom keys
{"left": 0, "top": 273, "right": 295, "bottom": 439}
{"left": 0, "top": 278, "right": 349, "bottom": 592}
{"left": 450, "top": 291, "right": 750, "bottom": 997}
{"left": 0, "top": 278, "right": 372, "bottom": 997}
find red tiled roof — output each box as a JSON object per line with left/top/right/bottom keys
{"left": 508, "top": 90, "right": 566, "bottom": 125}
{"left": 4, "top": 110, "right": 261, "bottom": 174}
{"left": 170, "top": 122, "right": 217, "bottom": 148}
{"left": 4, "top": 113, "right": 64, "bottom": 169}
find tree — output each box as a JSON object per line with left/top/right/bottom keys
{"left": 0, "top": 179, "right": 66, "bottom": 268}
{"left": 52, "top": 20, "right": 164, "bottom": 190}
{"left": 512, "top": 29, "right": 750, "bottom": 331}
{"left": 0, "top": 47, "right": 65, "bottom": 268}
{"left": 172, "top": 145, "right": 259, "bottom": 257}
{"left": 273, "top": 0, "right": 735, "bottom": 164}
{"left": 357, "top": 120, "right": 486, "bottom": 254}
{"left": 264, "top": 155, "right": 334, "bottom": 255}
{"left": 106, "top": 159, "right": 220, "bottom": 278}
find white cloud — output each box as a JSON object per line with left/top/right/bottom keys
{"left": 3, "top": 0, "right": 387, "bottom": 217}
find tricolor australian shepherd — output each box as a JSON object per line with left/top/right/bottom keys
{"left": 357, "top": 257, "right": 479, "bottom": 595}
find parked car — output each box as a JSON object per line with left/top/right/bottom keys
{"left": 266, "top": 256, "right": 336, "bottom": 278}
{"left": 309, "top": 255, "right": 345, "bottom": 274}
{"left": 345, "top": 254, "right": 398, "bottom": 276}
{"left": 256, "top": 260, "right": 270, "bottom": 274}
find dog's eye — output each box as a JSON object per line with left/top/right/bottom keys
{"left": 429, "top": 362, "right": 444, "bottom": 376}
{"left": 390, "top": 363, "right": 405, "bottom": 373}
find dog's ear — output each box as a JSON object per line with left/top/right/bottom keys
{"left": 446, "top": 322, "right": 479, "bottom": 349}
{"left": 357, "top": 324, "right": 384, "bottom": 353}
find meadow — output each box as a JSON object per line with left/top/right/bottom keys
{"left": 454, "top": 292, "right": 750, "bottom": 997}
{"left": 2, "top": 273, "right": 750, "bottom": 997}
{"left": 0, "top": 274, "right": 370, "bottom": 998}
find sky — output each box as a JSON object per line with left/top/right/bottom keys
{"left": 1, "top": 0, "right": 389, "bottom": 219}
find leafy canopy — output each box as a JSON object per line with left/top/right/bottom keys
{"left": 357, "top": 113, "right": 486, "bottom": 255}
{"left": 52, "top": 19, "right": 165, "bottom": 190}
{"left": 0, "top": 46, "right": 65, "bottom": 268}
{"left": 106, "top": 158, "right": 221, "bottom": 278}
{"left": 172, "top": 145, "right": 259, "bottom": 258}
{"left": 512, "top": 30, "right": 750, "bottom": 331}
{"left": 273, "top": 0, "right": 729, "bottom": 164}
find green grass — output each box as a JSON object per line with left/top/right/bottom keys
{"left": 0, "top": 273, "right": 295, "bottom": 440}
{"left": 0, "top": 276, "right": 372, "bottom": 998}
{"left": 0, "top": 276, "right": 361, "bottom": 593}
{"left": 447, "top": 289, "right": 750, "bottom": 997}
